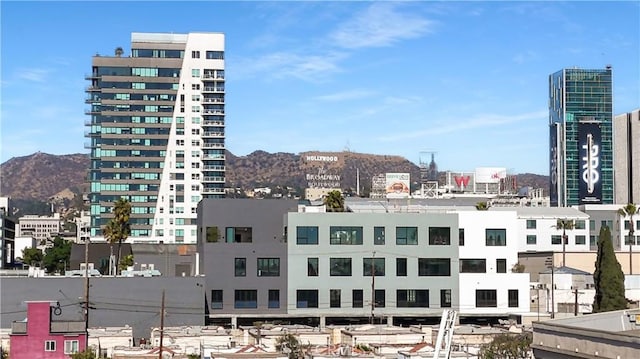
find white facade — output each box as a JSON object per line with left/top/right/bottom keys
{"left": 17, "top": 213, "right": 61, "bottom": 242}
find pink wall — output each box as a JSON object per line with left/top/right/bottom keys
{"left": 10, "top": 301, "right": 86, "bottom": 359}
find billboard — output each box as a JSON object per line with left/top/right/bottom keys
{"left": 578, "top": 122, "right": 602, "bottom": 204}
{"left": 301, "top": 152, "right": 342, "bottom": 189}
{"left": 475, "top": 167, "right": 507, "bottom": 184}
{"left": 549, "top": 123, "right": 559, "bottom": 207}
{"left": 386, "top": 173, "right": 410, "bottom": 198}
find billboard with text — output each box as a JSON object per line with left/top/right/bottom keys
{"left": 386, "top": 173, "right": 410, "bottom": 198}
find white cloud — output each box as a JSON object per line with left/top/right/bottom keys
{"left": 330, "top": 2, "right": 434, "bottom": 49}
{"left": 232, "top": 51, "right": 346, "bottom": 82}
{"left": 16, "top": 68, "right": 50, "bottom": 82}
{"left": 378, "top": 110, "right": 548, "bottom": 142}
{"left": 313, "top": 89, "right": 376, "bottom": 102}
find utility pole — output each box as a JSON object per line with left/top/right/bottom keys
{"left": 158, "top": 290, "right": 165, "bottom": 359}
{"left": 574, "top": 289, "right": 578, "bottom": 316}
{"left": 370, "top": 251, "right": 375, "bottom": 324}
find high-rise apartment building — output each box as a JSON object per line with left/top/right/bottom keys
{"left": 85, "top": 32, "right": 225, "bottom": 243}
{"left": 614, "top": 109, "right": 640, "bottom": 204}
{"left": 549, "top": 67, "right": 613, "bottom": 207}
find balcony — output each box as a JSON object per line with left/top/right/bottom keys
{"left": 85, "top": 109, "right": 100, "bottom": 115}
{"left": 203, "top": 109, "right": 224, "bottom": 115}
{"left": 85, "top": 73, "right": 100, "bottom": 80}
{"left": 11, "top": 321, "right": 26, "bottom": 334}
{"left": 203, "top": 165, "right": 225, "bottom": 171}
{"left": 201, "top": 132, "right": 224, "bottom": 138}
{"left": 51, "top": 320, "right": 86, "bottom": 333}
{"left": 201, "top": 143, "right": 224, "bottom": 148}
{"left": 202, "top": 188, "right": 225, "bottom": 194}
{"left": 203, "top": 120, "right": 224, "bottom": 126}
{"left": 202, "top": 176, "right": 225, "bottom": 182}
{"left": 202, "top": 98, "right": 224, "bottom": 103}
{"left": 202, "top": 87, "right": 225, "bottom": 93}
{"left": 203, "top": 154, "right": 225, "bottom": 160}
{"left": 85, "top": 86, "right": 101, "bottom": 92}
{"left": 202, "top": 73, "right": 225, "bottom": 80}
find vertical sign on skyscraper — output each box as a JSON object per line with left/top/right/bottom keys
{"left": 549, "top": 123, "right": 559, "bottom": 207}
{"left": 578, "top": 121, "right": 602, "bottom": 204}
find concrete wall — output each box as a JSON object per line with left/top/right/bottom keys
{"left": 197, "top": 199, "right": 299, "bottom": 316}
{"left": 1, "top": 277, "right": 204, "bottom": 340}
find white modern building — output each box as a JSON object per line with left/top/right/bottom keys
{"left": 86, "top": 32, "right": 225, "bottom": 244}
{"left": 17, "top": 214, "right": 61, "bottom": 243}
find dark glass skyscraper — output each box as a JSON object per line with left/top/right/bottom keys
{"left": 549, "top": 67, "right": 613, "bottom": 207}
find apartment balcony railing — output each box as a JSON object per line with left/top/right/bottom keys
{"left": 202, "top": 188, "right": 225, "bottom": 194}
{"left": 11, "top": 322, "right": 26, "bottom": 334}
{"left": 85, "top": 73, "right": 100, "bottom": 80}
{"left": 202, "top": 87, "right": 225, "bottom": 93}
{"left": 203, "top": 120, "right": 224, "bottom": 126}
{"left": 201, "top": 143, "right": 225, "bottom": 148}
{"left": 202, "top": 73, "right": 225, "bottom": 80}
{"left": 51, "top": 321, "right": 85, "bottom": 333}
{"left": 202, "top": 132, "right": 225, "bottom": 138}
{"left": 203, "top": 165, "right": 225, "bottom": 171}
{"left": 202, "top": 98, "right": 224, "bottom": 103}
{"left": 202, "top": 154, "right": 225, "bottom": 160}
{"left": 85, "top": 86, "right": 101, "bottom": 92}
{"left": 202, "top": 109, "right": 224, "bottom": 115}
{"left": 202, "top": 176, "right": 225, "bottom": 182}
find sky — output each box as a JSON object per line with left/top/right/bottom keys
{"left": 1, "top": 1, "right": 638, "bottom": 175}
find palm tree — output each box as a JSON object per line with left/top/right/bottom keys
{"left": 554, "top": 219, "right": 574, "bottom": 267}
{"left": 618, "top": 203, "right": 639, "bottom": 275}
{"left": 475, "top": 201, "right": 489, "bottom": 211}
{"left": 103, "top": 198, "right": 131, "bottom": 275}
{"left": 323, "top": 190, "right": 344, "bottom": 212}
{"left": 114, "top": 47, "right": 124, "bottom": 57}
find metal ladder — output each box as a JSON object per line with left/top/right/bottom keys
{"left": 433, "top": 309, "right": 457, "bottom": 359}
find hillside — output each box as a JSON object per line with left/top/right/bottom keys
{"left": 0, "top": 151, "right": 548, "bottom": 205}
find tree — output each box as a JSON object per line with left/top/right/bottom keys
{"left": 275, "top": 333, "right": 302, "bottom": 359}
{"left": 114, "top": 47, "right": 124, "bottom": 57}
{"left": 323, "top": 190, "right": 344, "bottom": 212}
{"left": 593, "top": 225, "right": 627, "bottom": 313}
{"left": 478, "top": 333, "right": 532, "bottom": 359}
{"left": 119, "top": 254, "right": 134, "bottom": 271}
{"left": 70, "top": 348, "right": 97, "bottom": 359}
{"left": 21, "top": 247, "right": 43, "bottom": 267}
{"left": 42, "top": 237, "right": 71, "bottom": 274}
{"left": 618, "top": 203, "right": 639, "bottom": 275}
{"left": 103, "top": 198, "right": 131, "bottom": 275}
{"left": 475, "top": 201, "right": 489, "bottom": 210}
{"left": 554, "top": 219, "right": 574, "bottom": 267}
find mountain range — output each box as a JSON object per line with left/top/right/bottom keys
{"left": 0, "top": 151, "right": 548, "bottom": 209}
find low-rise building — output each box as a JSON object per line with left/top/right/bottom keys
{"left": 9, "top": 300, "right": 86, "bottom": 358}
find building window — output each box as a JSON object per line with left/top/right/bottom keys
{"left": 296, "top": 290, "right": 318, "bottom": 308}
{"left": 460, "top": 259, "right": 486, "bottom": 273}
{"left": 234, "top": 258, "right": 246, "bottom": 277}
{"left": 206, "top": 51, "right": 224, "bottom": 59}
{"left": 508, "top": 289, "right": 519, "bottom": 308}
{"left": 429, "top": 227, "right": 450, "bottom": 245}
{"left": 268, "top": 289, "right": 280, "bottom": 308}
{"left": 496, "top": 259, "right": 507, "bottom": 273}
{"left": 330, "top": 289, "right": 341, "bottom": 308}
{"left": 211, "top": 290, "right": 223, "bottom": 309}
{"left": 441, "top": 289, "right": 452, "bottom": 308}
{"left": 459, "top": 228, "right": 465, "bottom": 246}
{"left": 234, "top": 290, "right": 257, "bottom": 308}
{"left": 45, "top": 340, "right": 56, "bottom": 352}
{"left": 352, "top": 289, "right": 363, "bottom": 308}
{"left": 330, "top": 258, "right": 352, "bottom": 276}
{"left": 257, "top": 258, "right": 280, "bottom": 277}
{"left": 526, "top": 235, "right": 537, "bottom": 245}
{"left": 397, "top": 289, "right": 429, "bottom": 308}
{"left": 192, "top": 69, "right": 200, "bottom": 77}
{"left": 363, "top": 257, "right": 385, "bottom": 276}
{"left": 575, "top": 235, "right": 586, "bottom": 245}
{"left": 296, "top": 226, "right": 318, "bottom": 244}
{"left": 551, "top": 235, "right": 562, "bottom": 245}
{"left": 476, "top": 289, "right": 497, "bottom": 307}
{"left": 192, "top": 50, "right": 200, "bottom": 58}
{"left": 226, "top": 227, "right": 252, "bottom": 243}
{"left": 307, "top": 258, "right": 319, "bottom": 276}
{"left": 590, "top": 235, "right": 597, "bottom": 246}
{"left": 526, "top": 220, "right": 537, "bottom": 229}
{"left": 64, "top": 340, "right": 79, "bottom": 354}
{"left": 575, "top": 220, "right": 586, "bottom": 229}
{"left": 486, "top": 229, "right": 506, "bottom": 246}
{"left": 396, "top": 226, "right": 418, "bottom": 245}
{"left": 418, "top": 258, "right": 451, "bottom": 276}
{"left": 601, "top": 220, "right": 613, "bottom": 229}
{"left": 396, "top": 258, "right": 407, "bottom": 276}
{"left": 375, "top": 289, "right": 385, "bottom": 307}
{"left": 374, "top": 226, "right": 385, "bottom": 245}
{"left": 330, "top": 226, "right": 363, "bottom": 245}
